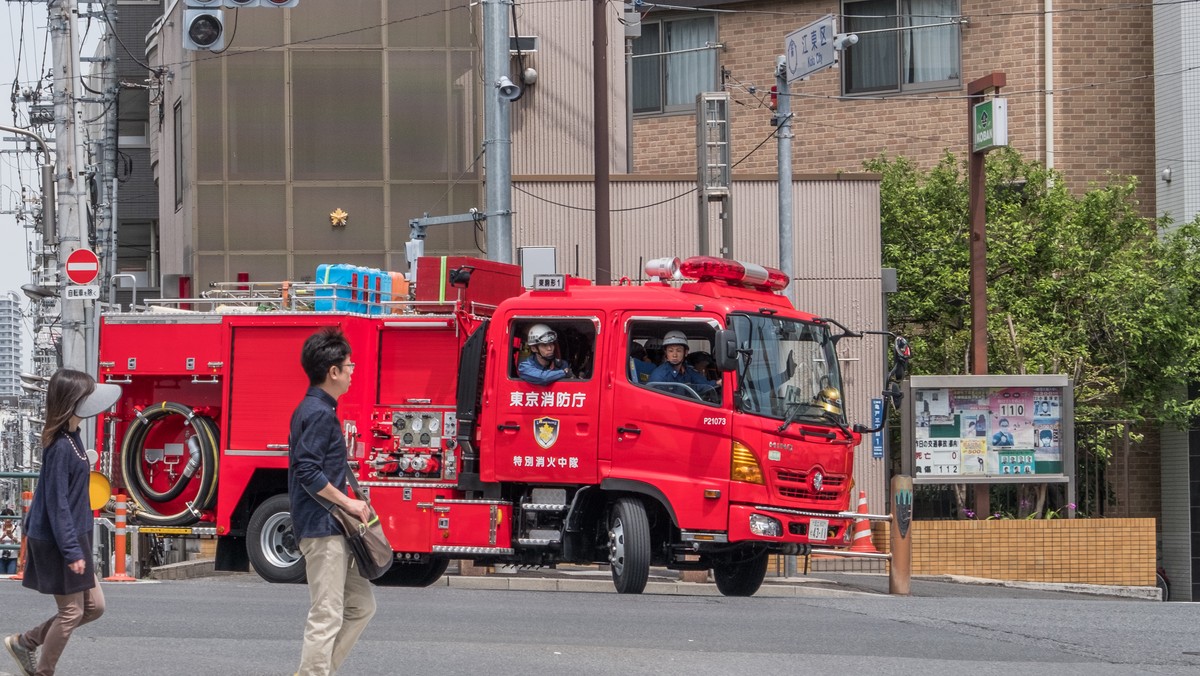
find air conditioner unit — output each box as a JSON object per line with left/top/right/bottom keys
{"left": 509, "top": 36, "right": 539, "bottom": 54}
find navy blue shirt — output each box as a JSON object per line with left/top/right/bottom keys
{"left": 648, "top": 362, "right": 716, "bottom": 393}
{"left": 518, "top": 354, "right": 570, "bottom": 385}
{"left": 287, "top": 387, "right": 348, "bottom": 540}
{"left": 25, "top": 430, "right": 92, "bottom": 563}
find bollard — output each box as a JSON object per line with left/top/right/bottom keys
{"left": 889, "top": 475, "right": 913, "bottom": 596}
{"left": 103, "top": 494, "right": 137, "bottom": 582}
{"left": 11, "top": 490, "right": 32, "bottom": 581}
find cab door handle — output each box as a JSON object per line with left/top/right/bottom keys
{"left": 617, "top": 425, "right": 641, "bottom": 436}
{"left": 498, "top": 423, "right": 520, "bottom": 432}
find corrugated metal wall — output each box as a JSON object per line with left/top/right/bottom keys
{"left": 510, "top": 1, "right": 627, "bottom": 175}
{"left": 514, "top": 175, "right": 888, "bottom": 510}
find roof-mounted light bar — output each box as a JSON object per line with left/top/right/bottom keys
{"left": 679, "top": 256, "right": 790, "bottom": 292}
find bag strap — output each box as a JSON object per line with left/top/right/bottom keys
{"left": 303, "top": 463, "right": 371, "bottom": 515}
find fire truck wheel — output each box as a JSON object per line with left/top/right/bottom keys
{"left": 607, "top": 497, "right": 650, "bottom": 594}
{"left": 712, "top": 550, "right": 768, "bottom": 597}
{"left": 246, "top": 494, "right": 307, "bottom": 584}
{"left": 371, "top": 556, "right": 450, "bottom": 587}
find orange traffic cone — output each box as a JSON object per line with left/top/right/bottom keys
{"left": 848, "top": 490, "right": 880, "bottom": 554}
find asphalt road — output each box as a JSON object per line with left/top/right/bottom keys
{"left": 1, "top": 573, "right": 1197, "bottom": 675}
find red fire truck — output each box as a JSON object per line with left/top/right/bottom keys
{"left": 96, "top": 255, "right": 907, "bottom": 596}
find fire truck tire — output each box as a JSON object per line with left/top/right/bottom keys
{"left": 371, "top": 556, "right": 450, "bottom": 587}
{"left": 712, "top": 550, "right": 768, "bottom": 597}
{"left": 607, "top": 497, "right": 650, "bottom": 594}
{"left": 246, "top": 494, "right": 307, "bottom": 584}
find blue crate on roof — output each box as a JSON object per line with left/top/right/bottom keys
{"left": 314, "top": 264, "right": 392, "bottom": 314}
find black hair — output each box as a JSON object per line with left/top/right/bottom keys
{"left": 301, "top": 327, "right": 352, "bottom": 386}
{"left": 42, "top": 369, "right": 94, "bottom": 448}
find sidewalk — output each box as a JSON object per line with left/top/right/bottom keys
{"left": 108, "top": 559, "right": 1163, "bottom": 600}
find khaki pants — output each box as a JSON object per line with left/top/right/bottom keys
{"left": 298, "top": 535, "right": 376, "bottom": 676}
{"left": 23, "top": 577, "right": 106, "bottom": 676}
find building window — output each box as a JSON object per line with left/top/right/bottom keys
{"left": 173, "top": 100, "right": 183, "bottom": 211}
{"left": 631, "top": 16, "right": 718, "bottom": 115}
{"left": 841, "top": 0, "right": 961, "bottom": 95}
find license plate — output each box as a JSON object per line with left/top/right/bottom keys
{"left": 808, "top": 518, "right": 828, "bottom": 542}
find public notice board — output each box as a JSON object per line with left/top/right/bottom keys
{"left": 903, "top": 375, "right": 1073, "bottom": 485}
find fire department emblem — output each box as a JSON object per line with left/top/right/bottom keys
{"left": 533, "top": 417, "right": 560, "bottom": 450}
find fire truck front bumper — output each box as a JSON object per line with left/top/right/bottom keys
{"left": 726, "top": 504, "right": 853, "bottom": 548}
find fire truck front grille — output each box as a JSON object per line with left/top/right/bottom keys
{"left": 774, "top": 469, "right": 845, "bottom": 502}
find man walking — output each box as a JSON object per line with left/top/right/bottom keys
{"left": 288, "top": 327, "right": 376, "bottom": 675}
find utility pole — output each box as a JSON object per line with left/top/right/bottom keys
{"left": 592, "top": 0, "right": 611, "bottom": 285}
{"left": 48, "top": 0, "right": 92, "bottom": 372}
{"left": 774, "top": 56, "right": 795, "bottom": 308}
{"left": 482, "top": 0, "right": 514, "bottom": 264}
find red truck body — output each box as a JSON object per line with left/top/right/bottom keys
{"left": 97, "top": 255, "right": 868, "bottom": 595}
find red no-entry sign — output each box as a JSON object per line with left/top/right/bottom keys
{"left": 66, "top": 248, "right": 100, "bottom": 285}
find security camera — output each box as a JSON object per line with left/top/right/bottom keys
{"left": 833, "top": 33, "right": 859, "bottom": 51}
{"left": 497, "top": 75, "right": 521, "bottom": 101}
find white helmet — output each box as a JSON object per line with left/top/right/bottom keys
{"left": 662, "top": 330, "right": 689, "bottom": 348}
{"left": 527, "top": 324, "right": 557, "bottom": 346}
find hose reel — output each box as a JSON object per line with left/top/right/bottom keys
{"left": 120, "top": 401, "right": 220, "bottom": 526}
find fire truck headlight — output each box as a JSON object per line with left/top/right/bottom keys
{"left": 749, "top": 514, "right": 782, "bottom": 537}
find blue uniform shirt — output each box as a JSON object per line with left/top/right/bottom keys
{"left": 648, "top": 362, "right": 716, "bottom": 392}
{"left": 287, "top": 387, "right": 348, "bottom": 540}
{"left": 518, "top": 354, "right": 570, "bottom": 385}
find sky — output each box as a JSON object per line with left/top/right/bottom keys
{"left": 3, "top": 2, "right": 102, "bottom": 368}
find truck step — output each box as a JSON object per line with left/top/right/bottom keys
{"left": 516, "top": 538, "right": 561, "bottom": 547}
{"left": 522, "top": 503, "right": 568, "bottom": 512}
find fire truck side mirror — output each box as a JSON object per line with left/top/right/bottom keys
{"left": 713, "top": 329, "right": 739, "bottom": 372}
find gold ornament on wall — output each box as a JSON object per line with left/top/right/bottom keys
{"left": 330, "top": 208, "right": 349, "bottom": 228}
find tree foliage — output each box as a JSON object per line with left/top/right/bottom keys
{"left": 870, "top": 149, "right": 1200, "bottom": 446}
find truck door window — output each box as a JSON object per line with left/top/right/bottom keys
{"left": 729, "top": 313, "right": 844, "bottom": 423}
{"left": 509, "top": 318, "right": 597, "bottom": 383}
{"left": 628, "top": 321, "right": 721, "bottom": 406}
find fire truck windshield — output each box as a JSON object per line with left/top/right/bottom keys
{"left": 729, "top": 313, "right": 844, "bottom": 427}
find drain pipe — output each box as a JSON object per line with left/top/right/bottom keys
{"left": 1045, "top": 0, "right": 1054, "bottom": 172}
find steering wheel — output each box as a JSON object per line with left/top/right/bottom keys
{"left": 646, "top": 382, "right": 704, "bottom": 402}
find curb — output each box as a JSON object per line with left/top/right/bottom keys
{"left": 926, "top": 574, "right": 1162, "bottom": 601}
{"left": 439, "top": 575, "right": 876, "bottom": 597}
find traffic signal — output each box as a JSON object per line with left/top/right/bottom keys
{"left": 183, "top": 8, "right": 225, "bottom": 51}
{"left": 224, "top": 0, "right": 259, "bottom": 6}
{"left": 260, "top": 0, "right": 298, "bottom": 6}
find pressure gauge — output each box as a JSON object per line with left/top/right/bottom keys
{"left": 411, "top": 417, "right": 423, "bottom": 433}
{"left": 428, "top": 417, "right": 440, "bottom": 433}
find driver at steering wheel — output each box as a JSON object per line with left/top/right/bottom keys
{"left": 647, "top": 330, "right": 718, "bottom": 396}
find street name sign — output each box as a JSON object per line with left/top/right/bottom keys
{"left": 785, "top": 14, "right": 836, "bottom": 83}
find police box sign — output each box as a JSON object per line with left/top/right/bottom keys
{"left": 64, "top": 285, "right": 100, "bottom": 300}
{"left": 532, "top": 274, "right": 565, "bottom": 291}
{"left": 973, "top": 98, "right": 1008, "bottom": 153}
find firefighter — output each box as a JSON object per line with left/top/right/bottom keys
{"left": 648, "top": 330, "right": 718, "bottom": 396}
{"left": 518, "top": 324, "right": 573, "bottom": 385}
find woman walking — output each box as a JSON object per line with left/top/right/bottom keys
{"left": 5, "top": 370, "right": 121, "bottom": 676}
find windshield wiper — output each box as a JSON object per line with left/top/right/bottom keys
{"left": 777, "top": 402, "right": 850, "bottom": 440}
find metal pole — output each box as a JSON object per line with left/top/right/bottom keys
{"left": 593, "top": 0, "right": 611, "bottom": 285}
{"left": 482, "top": 0, "right": 513, "bottom": 264}
{"left": 967, "top": 72, "right": 1004, "bottom": 518}
{"left": 775, "top": 56, "right": 794, "bottom": 307}
{"left": 889, "top": 474, "right": 912, "bottom": 595}
{"left": 49, "top": 0, "right": 91, "bottom": 372}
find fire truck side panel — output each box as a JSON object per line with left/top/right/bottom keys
{"left": 377, "top": 324, "right": 461, "bottom": 406}
{"left": 606, "top": 311, "right": 731, "bottom": 533}
{"left": 99, "top": 319, "right": 226, "bottom": 375}
{"left": 369, "top": 486, "right": 437, "bottom": 553}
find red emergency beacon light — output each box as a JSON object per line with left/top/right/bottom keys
{"left": 679, "top": 256, "right": 790, "bottom": 292}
